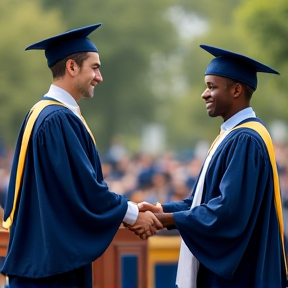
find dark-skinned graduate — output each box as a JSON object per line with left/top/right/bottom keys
{"left": 1, "top": 23, "right": 162, "bottom": 288}
{"left": 134, "top": 45, "right": 288, "bottom": 288}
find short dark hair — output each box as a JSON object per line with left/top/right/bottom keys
{"left": 226, "top": 79, "right": 255, "bottom": 100}
{"left": 242, "top": 84, "right": 255, "bottom": 100}
{"left": 50, "top": 52, "right": 90, "bottom": 79}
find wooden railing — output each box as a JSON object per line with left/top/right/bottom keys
{"left": 0, "top": 227, "right": 180, "bottom": 288}
{"left": 0, "top": 227, "right": 8, "bottom": 258}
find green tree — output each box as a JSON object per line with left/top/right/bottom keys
{"left": 41, "top": 0, "right": 179, "bottom": 152}
{"left": 160, "top": 0, "right": 288, "bottom": 148}
{"left": 0, "top": 0, "right": 65, "bottom": 145}
{"left": 3, "top": 0, "right": 284, "bottom": 153}
{"left": 235, "top": 0, "right": 288, "bottom": 124}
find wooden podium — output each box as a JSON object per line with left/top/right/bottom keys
{"left": 0, "top": 227, "right": 8, "bottom": 258}
{"left": 92, "top": 226, "right": 148, "bottom": 288}
{"left": 0, "top": 227, "right": 9, "bottom": 287}
{"left": 0, "top": 226, "right": 147, "bottom": 288}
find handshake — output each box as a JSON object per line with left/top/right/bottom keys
{"left": 124, "top": 202, "right": 174, "bottom": 240}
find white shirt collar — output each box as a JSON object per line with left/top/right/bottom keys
{"left": 221, "top": 107, "right": 256, "bottom": 132}
{"left": 44, "top": 84, "right": 81, "bottom": 118}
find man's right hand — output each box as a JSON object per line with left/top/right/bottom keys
{"left": 126, "top": 211, "right": 163, "bottom": 240}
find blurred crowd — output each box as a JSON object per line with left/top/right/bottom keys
{"left": 102, "top": 145, "right": 203, "bottom": 205}
{"left": 274, "top": 142, "right": 288, "bottom": 229}
{"left": 0, "top": 145, "right": 11, "bottom": 211}
{"left": 0, "top": 139, "right": 288, "bottom": 287}
{"left": 1, "top": 139, "right": 288, "bottom": 231}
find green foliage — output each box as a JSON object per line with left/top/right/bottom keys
{"left": 163, "top": 0, "right": 288, "bottom": 149}
{"left": 41, "top": 0, "right": 178, "bottom": 152}
{"left": 234, "top": 0, "right": 288, "bottom": 124}
{"left": 0, "top": 0, "right": 65, "bottom": 145}
{"left": 1, "top": 0, "right": 287, "bottom": 153}
{"left": 235, "top": 0, "right": 288, "bottom": 67}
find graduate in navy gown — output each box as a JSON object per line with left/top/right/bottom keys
{"left": 131, "top": 46, "right": 288, "bottom": 287}
{"left": 1, "top": 24, "right": 162, "bottom": 288}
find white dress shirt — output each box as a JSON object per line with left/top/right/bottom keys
{"left": 221, "top": 107, "right": 256, "bottom": 131}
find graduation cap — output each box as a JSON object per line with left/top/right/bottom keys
{"left": 200, "top": 44, "right": 279, "bottom": 90}
{"left": 25, "top": 23, "right": 102, "bottom": 67}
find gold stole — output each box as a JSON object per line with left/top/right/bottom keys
{"left": 3, "top": 100, "right": 96, "bottom": 229}
{"left": 231, "top": 121, "right": 288, "bottom": 277}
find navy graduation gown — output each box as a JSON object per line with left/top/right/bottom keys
{"left": 163, "top": 118, "right": 287, "bottom": 288}
{"left": 1, "top": 102, "right": 128, "bottom": 281}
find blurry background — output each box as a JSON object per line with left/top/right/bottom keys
{"left": 1, "top": 0, "right": 288, "bottom": 286}
{"left": 1, "top": 0, "right": 288, "bottom": 151}
{"left": 1, "top": 0, "right": 288, "bottom": 238}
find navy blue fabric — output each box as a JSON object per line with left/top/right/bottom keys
{"left": 163, "top": 118, "right": 286, "bottom": 287}
{"left": 200, "top": 45, "right": 279, "bottom": 90}
{"left": 121, "top": 255, "right": 138, "bottom": 288}
{"left": 155, "top": 263, "right": 177, "bottom": 288}
{"left": 1, "top": 100, "right": 128, "bottom": 284}
{"left": 8, "top": 264, "right": 92, "bottom": 288}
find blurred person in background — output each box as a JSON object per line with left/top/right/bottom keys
{"left": 0, "top": 167, "right": 9, "bottom": 210}
{"left": 185, "top": 157, "right": 203, "bottom": 191}
{"left": 131, "top": 45, "right": 287, "bottom": 288}
{"left": 144, "top": 171, "right": 172, "bottom": 204}
{"left": 0, "top": 158, "right": 10, "bottom": 288}
{"left": 0, "top": 24, "right": 162, "bottom": 288}
{"left": 169, "top": 177, "right": 191, "bottom": 202}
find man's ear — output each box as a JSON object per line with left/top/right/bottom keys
{"left": 232, "top": 83, "right": 243, "bottom": 99}
{"left": 66, "top": 59, "right": 79, "bottom": 76}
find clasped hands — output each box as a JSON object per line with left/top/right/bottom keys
{"left": 124, "top": 202, "right": 164, "bottom": 240}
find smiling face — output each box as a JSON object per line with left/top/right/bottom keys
{"left": 201, "top": 75, "right": 239, "bottom": 121}
{"left": 73, "top": 52, "right": 103, "bottom": 100}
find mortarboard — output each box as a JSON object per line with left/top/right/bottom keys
{"left": 25, "top": 23, "right": 102, "bottom": 67}
{"left": 200, "top": 44, "right": 279, "bottom": 90}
